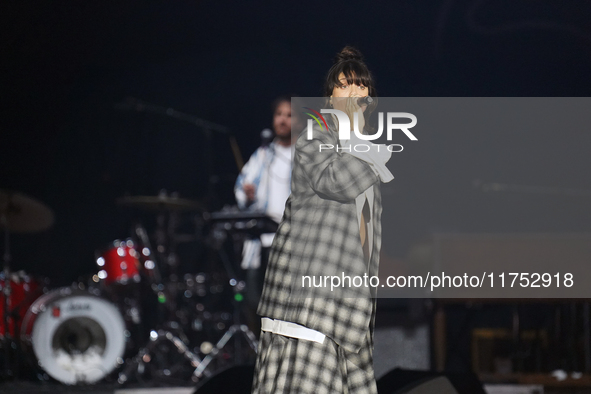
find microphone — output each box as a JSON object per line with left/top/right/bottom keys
{"left": 261, "top": 128, "right": 274, "bottom": 147}
{"left": 357, "top": 96, "right": 374, "bottom": 106}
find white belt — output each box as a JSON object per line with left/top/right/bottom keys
{"left": 261, "top": 318, "right": 326, "bottom": 344}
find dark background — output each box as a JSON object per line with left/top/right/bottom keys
{"left": 2, "top": 0, "right": 591, "bottom": 284}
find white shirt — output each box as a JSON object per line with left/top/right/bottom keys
{"left": 265, "top": 145, "right": 292, "bottom": 221}
{"left": 235, "top": 142, "right": 293, "bottom": 267}
{"left": 355, "top": 185, "right": 374, "bottom": 262}
{"left": 261, "top": 143, "right": 291, "bottom": 246}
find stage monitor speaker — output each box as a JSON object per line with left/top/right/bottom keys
{"left": 377, "top": 368, "right": 486, "bottom": 394}
{"left": 194, "top": 364, "right": 255, "bottom": 394}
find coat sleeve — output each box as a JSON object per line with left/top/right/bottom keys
{"left": 296, "top": 128, "right": 379, "bottom": 202}
{"left": 234, "top": 148, "right": 261, "bottom": 210}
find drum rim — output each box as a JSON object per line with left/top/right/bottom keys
{"left": 21, "top": 288, "right": 126, "bottom": 384}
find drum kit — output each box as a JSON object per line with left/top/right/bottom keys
{"left": 0, "top": 189, "right": 277, "bottom": 386}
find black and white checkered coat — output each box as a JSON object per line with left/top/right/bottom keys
{"left": 257, "top": 124, "right": 382, "bottom": 354}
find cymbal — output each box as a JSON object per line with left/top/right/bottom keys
{"left": 0, "top": 190, "right": 55, "bottom": 233}
{"left": 116, "top": 195, "right": 205, "bottom": 212}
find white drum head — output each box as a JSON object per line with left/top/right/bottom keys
{"left": 30, "top": 292, "right": 126, "bottom": 384}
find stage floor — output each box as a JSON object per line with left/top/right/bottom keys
{"left": 0, "top": 382, "right": 195, "bottom": 394}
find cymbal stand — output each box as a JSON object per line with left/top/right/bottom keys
{"left": 119, "top": 209, "right": 203, "bottom": 384}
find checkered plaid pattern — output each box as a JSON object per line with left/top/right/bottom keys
{"left": 257, "top": 124, "right": 383, "bottom": 354}
{"left": 251, "top": 330, "right": 377, "bottom": 394}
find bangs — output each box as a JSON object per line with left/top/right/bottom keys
{"left": 324, "top": 61, "right": 375, "bottom": 96}
{"left": 338, "top": 63, "right": 372, "bottom": 87}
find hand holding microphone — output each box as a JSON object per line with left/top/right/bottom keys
{"left": 345, "top": 95, "right": 373, "bottom": 133}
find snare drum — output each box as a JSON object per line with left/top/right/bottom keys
{"left": 0, "top": 271, "right": 46, "bottom": 338}
{"left": 20, "top": 287, "right": 126, "bottom": 384}
{"left": 96, "top": 239, "right": 141, "bottom": 286}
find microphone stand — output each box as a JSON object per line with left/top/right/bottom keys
{"left": 115, "top": 97, "right": 244, "bottom": 204}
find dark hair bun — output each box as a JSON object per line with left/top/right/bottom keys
{"left": 335, "top": 46, "right": 364, "bottom": 63}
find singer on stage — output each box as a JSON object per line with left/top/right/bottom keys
{"left": 252, "top": 47, "right": 394, "bottom": 394}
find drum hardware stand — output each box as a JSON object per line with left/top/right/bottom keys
{"left": 0, "top": 211, "right": 28, "bottom": 381}
{"left": 121, "top": 216, "right": 262, "bottom": 384}
{"left": 115, "top": 198, "right": 265, "bottom": 384}
{"left": 115, "top": 194, "right": 214, "bottom": 385}
{"left": 117, "top": 267, "right": 215, "bottom": 384}
{"left": 189, "top": 222, "right": 260, "bottom": 381}
{"left": 119, "top": 214, "right": 206, "bottom": 385}
{"left": 197, "top": 211, "right": 281, "bottom": 379}
{"left": 0, "top": 190, "right": 53, "bottom": 381}
{"left": 117, "top": 328, "right": 203, "bottom": 384}
{"left": 192, "top": 325, "right": 258, "bottom": 380}
{"left": 134, "top": 223, "right": 161, "bottom": 284}
{"left": 117, "top": 265, "right": 198, "bottom": 383}
{"left": 1, "top": 209, "right": 17, "bottom": 379}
